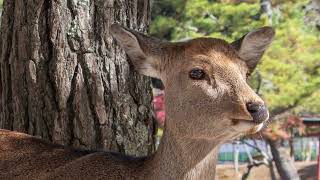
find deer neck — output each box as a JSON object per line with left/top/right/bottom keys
{"left": 148, "top": 123, "right": 224, "bottom": 180}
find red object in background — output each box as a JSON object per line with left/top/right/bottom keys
{"left": 153, "top": 94, "right": 164, "bottom": 110}
{"left": 153, "top": 93, "right": 165, "bottom": 126}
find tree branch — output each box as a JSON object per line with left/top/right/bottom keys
{"left": 270, "top": 83, "right": 320, "bottom": 119}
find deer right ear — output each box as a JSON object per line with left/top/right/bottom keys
{"left": 110, "top": 24, "right": 163, "bottom": 79}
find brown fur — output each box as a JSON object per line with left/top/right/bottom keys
{"left": 0, "top": 24, "right": 274, "bottom": 180}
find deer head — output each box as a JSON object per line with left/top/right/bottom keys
{"left": 110, "top": 24, "right": 274, "bottom": 142}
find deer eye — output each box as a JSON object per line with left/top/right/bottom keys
{"left": 189, "top": 68, "right": 206, "bottom": 80}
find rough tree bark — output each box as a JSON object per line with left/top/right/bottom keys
{"left": 0, "top": 0, "right": 155, "bottom": 156}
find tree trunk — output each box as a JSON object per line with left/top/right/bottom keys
{"left": 260, "top": 0, "right": 272, "bottom": 24}
{"left": 268, "top": 140, "right": 300, "bottom": 180}
{"left": 304, "top": 0, "right": 320, "bottom": 30}
{"left": 0, "top": 0, "right": 155, "bottom": 156}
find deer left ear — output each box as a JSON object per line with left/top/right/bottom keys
{"left": 231, "top": 27, "right": 275, "bottom": 73}
{"left": 110, "top": 23, "right": 164, "bottom": 79}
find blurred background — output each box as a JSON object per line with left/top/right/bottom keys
{"left": 150, "top": 0, "right": 320, "bottom": 179}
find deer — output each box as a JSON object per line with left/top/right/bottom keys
{"left": 0, "top": 23, "right": 274, "bottom": 180}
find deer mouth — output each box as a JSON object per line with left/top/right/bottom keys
{"left": 231, "top": 119, "right": 264, "bottom": 134}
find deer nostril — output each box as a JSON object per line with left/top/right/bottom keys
{"left": 246, "top": 102, "right": 261, "bottom": 113}
{"left": 246, "top": 102, "right": 268, "bottom": 123}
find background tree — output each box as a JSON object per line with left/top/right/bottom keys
{"left": 0, "top": 0, "right": 155, "bottom": 156}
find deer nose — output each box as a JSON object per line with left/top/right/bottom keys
{"left": 246, "top": 102, "right": 269, "bottom": 123}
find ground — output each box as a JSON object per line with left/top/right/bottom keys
{"left": 216, "top": 161, "right": 317, "bottom": 180}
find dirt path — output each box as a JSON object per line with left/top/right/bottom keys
{"left": 216, "top": 161, "right": 317, "bottom": 180}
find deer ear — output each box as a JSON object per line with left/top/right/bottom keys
{"left": 232, "top": 27, "right": 275, "bottom": 73}
{"left": 110, "top": 23, "right": 163, "bottom": 79}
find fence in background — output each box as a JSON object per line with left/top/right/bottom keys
{"left": 218, "top": 137, "right": 319, "bottom": 163}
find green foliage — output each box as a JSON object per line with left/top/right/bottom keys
{"left": 151, "top": 0, "right": 269, "bottom": 40}
{"left": 151, "top": 0, "right": 320, "bottom": 114}
{"left": 260, "top": 1, "right": 320, "bottom": 113}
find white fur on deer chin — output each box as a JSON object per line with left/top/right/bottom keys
{"left": 231, "top": 119, "right": 264, "bottom": 134}
{"left": 246, "top": 122, "right": 264, "bottom": 135}
{"left": 255, "top": 123, "right": 264, "bottom": 132}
